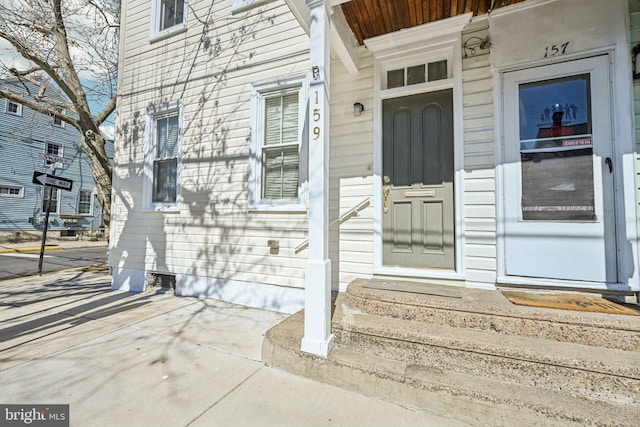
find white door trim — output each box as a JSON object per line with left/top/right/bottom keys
{"left": 496, "top": 52, "right": 639, "bottom": 291}
{"left": 368, "top": 18, "right": 467, "bottom": 281}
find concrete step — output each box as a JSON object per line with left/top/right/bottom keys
{"left": 333, "top": 295, "right": 640, "bottom": 405}
{"left": 345, "top": 278, "right": 640, "bottom": 351}
{"left": 263, "top": 310, "right": 639, "bottom": 426}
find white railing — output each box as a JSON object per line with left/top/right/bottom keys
{"left": 294, "top": 197, "right": 371, "bottom": 254}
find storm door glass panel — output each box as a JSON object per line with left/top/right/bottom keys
{"left": 518, "top": 74, "right": 594, "bottom": 221}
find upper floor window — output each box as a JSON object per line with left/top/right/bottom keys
{"left": 151, "top": 0, "right": 187, "bottom": 40}
{"left": 249, "top": 75, "right": 308, "bottom": 211}
{"left": 143, "top": 100, "right": 183, "bottom": 211}
{"left": 44, "top": 142, "right": 63, "bottom": 166}
{"left": 5, "top": 98, "right": 22, "bottom": 116}
{"left": 52, "top": 108, "right": 65, "bottom": 127}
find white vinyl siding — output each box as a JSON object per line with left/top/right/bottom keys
{"left": 461, "top": 20, "right": 497, "bottom": 288}
{"left": 330, "top": 50, "right": 376, "bottom": 291}
{"left": 112, "top": 0, "right": 310, "bottom": 301}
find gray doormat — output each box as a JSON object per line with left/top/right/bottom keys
{"left": 363, "top": 281, "right": 462, "bottom": 298}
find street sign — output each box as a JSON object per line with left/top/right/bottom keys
{"left": 39, "top": 153, "right": 72, "bottom": 165}
{"left": 32, "top": 171, "right": 73, "bottom": 191}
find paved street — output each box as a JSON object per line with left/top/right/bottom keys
{"left": 0, "top": 246, "right": 108, "bottom": 280}
{"left": 0, "top": 266, "right": 464, "bottom": 427}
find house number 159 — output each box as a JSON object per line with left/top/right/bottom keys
{"left": 313, "top": 90, "right": 321, "bottom": 140}
{"left": 544, "top": 42, "right": 569, "bottom": 58}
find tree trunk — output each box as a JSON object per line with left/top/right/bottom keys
{"left": 81, "top": 132, "right": 113, "bottom": 226}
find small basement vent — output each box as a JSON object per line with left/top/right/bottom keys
{"left": 146, "top": 272, "right": 176, "bottom": 291}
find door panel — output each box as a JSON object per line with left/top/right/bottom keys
{"left": 382, "top": 89, "right": 455, "bottom": 269}
{"left": 502, "top": 56, "right": 616, "bottom": 283}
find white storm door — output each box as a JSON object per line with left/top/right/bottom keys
{"left": 502, "top": 56, "right": 616, "bottom": 283}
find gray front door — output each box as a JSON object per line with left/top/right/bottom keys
{"left": 382, "top": 89, "right": 455, "bottom": 269}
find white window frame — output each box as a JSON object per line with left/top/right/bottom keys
{"left": 44, "top": 141, "right": 63, "bottom": 166}
{"left": 143, "top": 100, "right": 183, "bottom": 212}
{"left": 231, "top": 0, "right": 275, "bottom": 14}
{"left": 77, "top": 189, "right": 95, "bottom": 215}
{"left": 5, "top": 98, "right": 22, "bottom": 116}
{"left": 42, "top": 187, "right": 60, "bottom": 214}
{"left": 249, "top": 74, "right": 308, "bottom": 212}
{"left": 150, "top": 0, "right": 188, "bottom": 42}
{"left": 0, "top": 185, "right": 24, "bottom": 198}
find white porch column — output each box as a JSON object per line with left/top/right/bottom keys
{"left": 301, "top": 0, "right": 334, "bottom": 357}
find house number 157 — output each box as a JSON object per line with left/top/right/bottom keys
{"left": 544, "top": 42, "right": 569, "bottom": 58}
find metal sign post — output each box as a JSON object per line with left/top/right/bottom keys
{"left": 32, "top": 158, "right": 73, "bottom": 275}
{"left": 38, "top": 168, "right": 55, "bottom": 275}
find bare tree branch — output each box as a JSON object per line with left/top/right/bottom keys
{"left": 0, "top": 0, "right": 119, "bottom": 225}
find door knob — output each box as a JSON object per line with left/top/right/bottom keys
{"left": 605, "top": 157, "right": 613, "bottom": 174}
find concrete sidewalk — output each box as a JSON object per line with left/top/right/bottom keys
{"left": 0, "top": 269, "right": 463, "bottom": 427}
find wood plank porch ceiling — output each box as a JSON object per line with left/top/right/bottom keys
{"left": 341, "top": 0, "right": 528, "bottom": 45}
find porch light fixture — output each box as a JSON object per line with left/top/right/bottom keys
{"left": 463, "top": 36, "right": 491, "bottom": 58}
{"left": 353, "top": 102, "right": 364, "bottom": 117}
{"left": 633, "top": 44, "right": 640, "bottom": 79}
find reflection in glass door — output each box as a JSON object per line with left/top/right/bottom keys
{"left": 502, "top": 56, "right": 616, "bottom": 284}
{"left": 518, "top": 74, "right": 595, "bottom": 221}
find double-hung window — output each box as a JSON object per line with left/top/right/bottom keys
{"left": 78, "top": 189, "right": 93, "bottom": 215}
{"left": 250, "top": 75, "right": 308, "bottom": 210}
{"left": 44, "top": 142, "right": 63, "bottom": 166}
{"left": 151, "top": 0, "right": 187, "bottom": 40}
{"left": 144, "top": 101, "right": 183, "bottom": 211}
{"left": 43, "top": 188, "right": 59, "bottom": 213}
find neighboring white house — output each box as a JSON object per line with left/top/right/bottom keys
{"left": 111, "top": 0, "right": 639, "bottom": 355}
